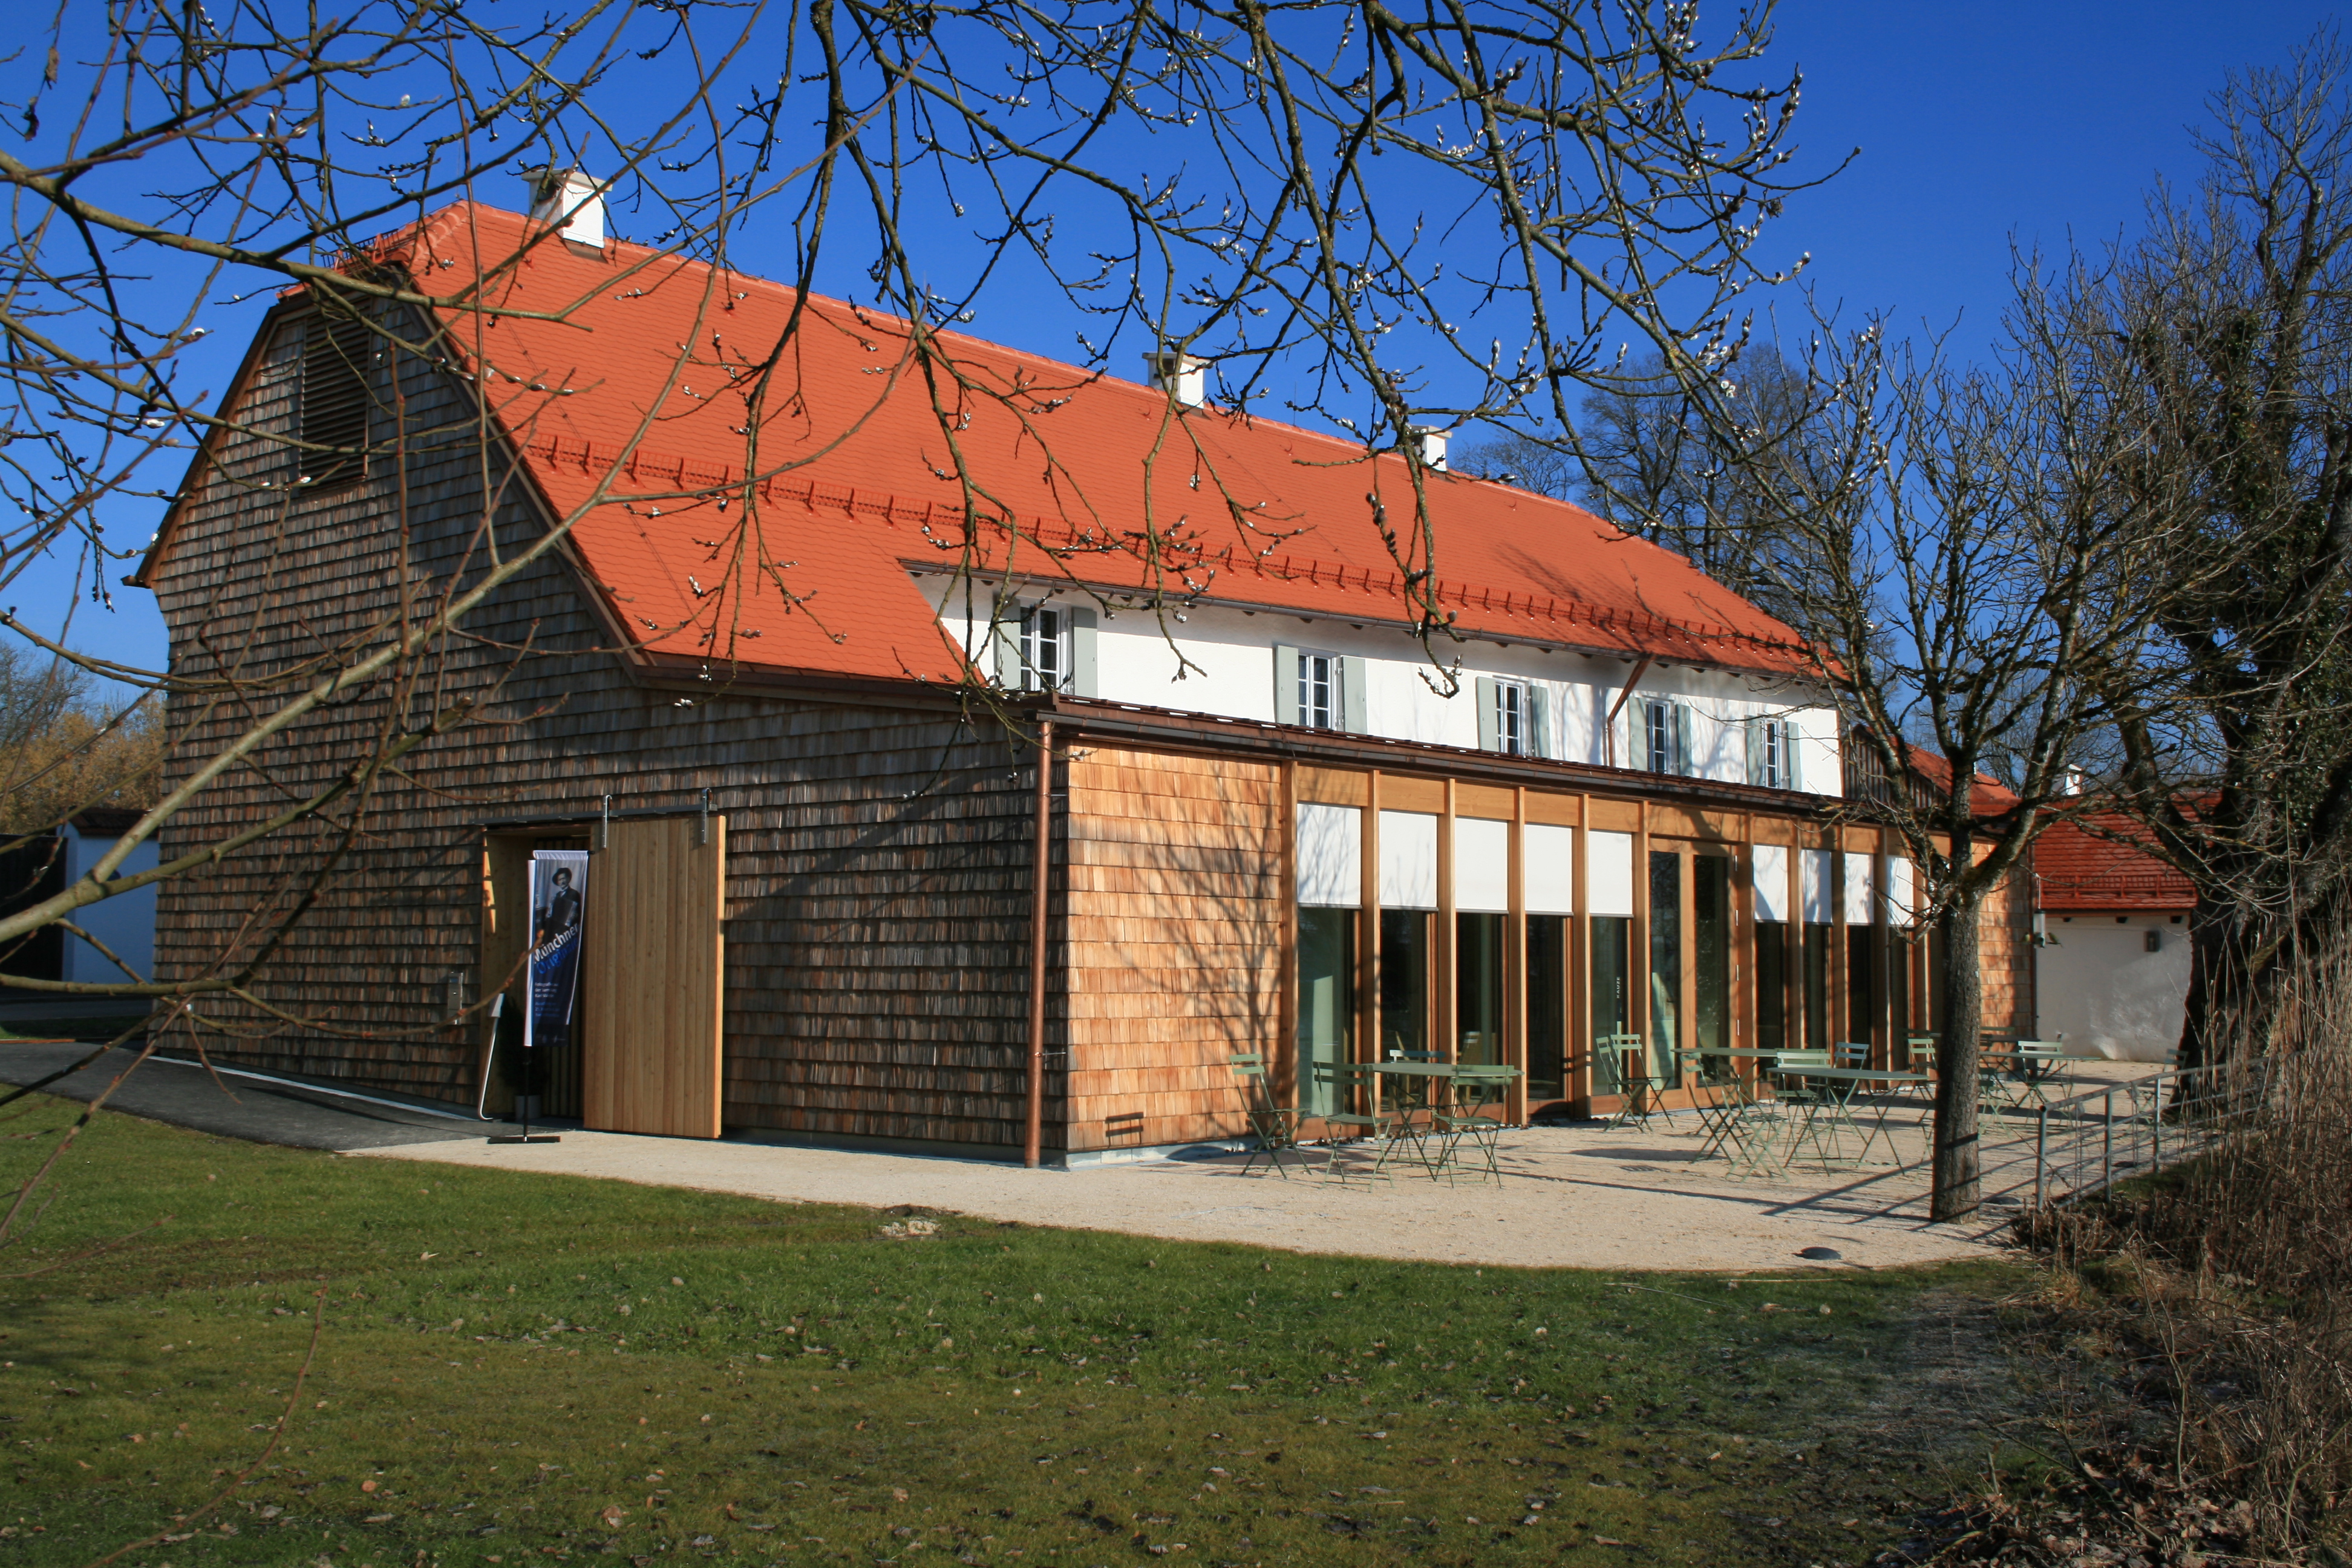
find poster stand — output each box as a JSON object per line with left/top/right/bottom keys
{"left": 492, "top": 846, "right": 584, "bottom": 1145}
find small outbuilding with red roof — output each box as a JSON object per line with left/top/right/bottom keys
{"left": 2031, "top": 814, "right": 2194, "bottom": 1062}
{"left": 132, "top": 185, "right": 2034, "bottom": 1160}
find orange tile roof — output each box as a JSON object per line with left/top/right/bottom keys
{"left": 2035, "top": 813, "right": 2195, "bottom": 912}
{"left": 1903, "top": 743, "right": 2020, "bottom": 815}
{"left": 273, "top": 204, "right": 1824, "bottom": 687}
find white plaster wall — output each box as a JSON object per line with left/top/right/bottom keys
{"left": 916, "top": 572, "right": 1840, "bottom": 796}
{"left": 60, "top": 826, "right": 158, "bottom": 984}
{"left": 2035, "top": 915, "right": 2190, "bottom": 1062}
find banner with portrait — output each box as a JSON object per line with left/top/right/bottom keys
{"left": 523, "top": 849, "right": 589, "bottom": 1058}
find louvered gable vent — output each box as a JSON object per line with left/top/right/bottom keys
{"left": 299, "top": 307, "right": 374, "bottom": 489}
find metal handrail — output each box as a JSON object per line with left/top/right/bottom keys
{"left": 2029, "top": 1057, "right": 2278, "bottom": 1206}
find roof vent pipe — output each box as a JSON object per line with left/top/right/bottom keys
{"left": 1411, "top": 426, "right": 1450, "bottom": 471}
{"left": 528, "top": 168, "right": 609, "bottom": 249}
{"left": 1143, "top": 351, "right": 1207, "bottom": 408}
{"left": 2060, "top": 765, "right": 2085, "bottom": 796}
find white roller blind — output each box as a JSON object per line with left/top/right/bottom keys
{"left": 1843, "top": 852, "right": 1877, "bottom": 925}
{"left": 1296, "top": 803, "right": 1362, "bottom": 908}
{"left": 1454, "top": 816, "right": 1510, "bottom": 913}
{"left": 1378, "top": 810, "right": 1439, "bottom": 910}
{"left": 1885, "top": 857, "right": 1918, "bottom": 926}
{"left": 1802, "top": 849, "right": 1834, "bottom": 924}
{"left": 1523, "top": 823, "right": 1576, "bottom": 915}
{"left": 1752, "top": 843, "right": 1790, "bottom": 923}
{"left": 1587, "top": 829, "right": 1635, "bottom": 918}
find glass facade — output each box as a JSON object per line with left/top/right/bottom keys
{"left": 1281, "top": 803, "right": 1949, "bottom": 1118}
{"left": 1694, "top": 855, "right": 1731, "bottom": 1062}
{"left": 1756, "top": 921, "right": 1789, "bottom": 1052}
{"left": 1804, "top": 922, "right": 1831, "bottom": 1050}
{"left": 1647, "top": 850, "right": 1682, "bottom": 1084}
{"left": 1846, "top": 924, "right": 1877, "bottom": 1056}
{"left": 1591, "top": 914, "right": 1633, "bottom": 1095}
{"left": 1296, "top": 907, "right": 1355, "bottom": 1116}
{"left": 1379, "top": 909, "right": 1432, "bottom": 1059}
{"left": 1526, "top": 914, "right": 1568, "bottom": 1102}
{"left": 1455, "top": 912, "right": 1505, "bottom": 1065}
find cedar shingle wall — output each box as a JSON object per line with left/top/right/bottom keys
{"left": 1062, "top": 746, "right": 1282, "bottom": 1152}
{"left": 148, "top": 308, "right": 1051, "bottom": 1146}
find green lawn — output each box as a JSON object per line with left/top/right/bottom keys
{"left": 0, "top": 1099, "right": 2022, "bottom": 1566}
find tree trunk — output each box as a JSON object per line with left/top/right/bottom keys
{"left": 1929, "top": 895, "right": 1985, "bottom": 1222}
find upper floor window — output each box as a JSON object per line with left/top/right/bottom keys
{"left": 1641, "top": 697, "right": 1690, "bottom": 776}
{"left": 1747, "top": 716, "right": 1804, "bottom": 791}
{"left": 995, "top": 601, "right": 1095, "bottom": 694}
{"left": 299, "top": 307, "right": 374, "bottom": 491}
{"left": 1475, "top": 676, "right": 1546, "bottom": 757}
{"left": 1021, "top": 606, "right": 1067, "bottom": 691}
{"left": 1299, "top": 651, "right": 1340, "bottom": 729}
{"left": 1275, "top": 644, "right": 1363, "bottom": 731}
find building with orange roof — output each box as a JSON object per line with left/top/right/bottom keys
{"left": 131, "top": 183, "right": 2033, "bottom": 1160}
{"left": 2031, "top": 813, "right": 2194, "bottom": 1062}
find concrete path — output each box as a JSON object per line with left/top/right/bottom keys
{"left": 342, "top": 1117, "right": 2025, "bottom": 1273}
{"left": 7, "top": 1042, "right": 2163, "bottom": 1273}
{"left": 0, "top": 1042, "right": 531, "bottom": 1150}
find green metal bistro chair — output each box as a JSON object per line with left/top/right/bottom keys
{"left": 2011, "top": 1039, "right": 2068, "bottom": 1111}
{"left": 1431, "top": 1065, "right": 1517, "bottom": 1184}
{"left": 1227, "top": 1054, "right": 1313, "bottom": 1178}
{"left": 1903, "top": 1034, "right": 1940, "bottom": 1102}
{"left": 1598, "top": 1033, "right": 1652, "bottom": 1130}
{"left": 1312, "top": 1061, "right": 1406, "bottom": 1185}
{"left": 1683, "top": 1048, "right": 1762, "bottom": 1167}
{"left": 1765, "top": 1048, "right": 1837, "bottom": 1165}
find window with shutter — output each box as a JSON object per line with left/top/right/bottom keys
{"left": 1018, "top": 606, "right": 1068, "bottom": 691}
{"left": 1642, "top": 698, "right": 1684, "bottom": 775}
{"left": 300, "top": 309, "right": 374, "bottom": 491}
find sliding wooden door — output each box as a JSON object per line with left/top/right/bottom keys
{"left": 582, "top": 814, "right": 726, "bottom": 1138}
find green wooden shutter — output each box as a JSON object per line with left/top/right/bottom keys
{"left": 1068, "top": 607, "right": 1097, "bottom": 697}
{"left": 1273, "top": 644, "right": 1300, "bottom": 725}
{"left": 1475, "top": 676, "right": 1499, "bottom": 751}
{"left": 1783, "top": 720, "right": 1805, "bottom": 792}
{"left": 991, "top": 605, "right": 1021, "bottom": 688}
{"left": 1341, "top": 656, "right": 1368, "bottom": 732}
{"left": 1674, "top": 703, "right": 1694, "bottom": 777}
{"left": 1528, "top": 685, "right": 1551, "bottom": 759}
{"left": 1745, "top": 716, "right": 1767, "bottom": 785}
{"left": 1627, "top": 699, "right": 1648, "bottom": 772}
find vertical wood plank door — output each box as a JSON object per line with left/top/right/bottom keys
{"left": 582, "top": 815, "right": 727, "bottom": 1138}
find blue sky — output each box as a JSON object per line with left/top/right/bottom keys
{"left": 1764, "top": 3, "right": 2344, "bottom": 348}
{"left": 29, "top": 2, "right": 2345, "bottom": 696}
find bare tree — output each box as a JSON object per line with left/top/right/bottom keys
{"left": 2065, "top": 38, "right": 2352, "bottom": 1071}
{"left": 1687, "top": 298, "right": 2189, "bottom": 1220}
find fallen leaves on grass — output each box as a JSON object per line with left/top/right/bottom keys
{"left": 1872, "top": 1445, "right": 2260, "bottom": 1566}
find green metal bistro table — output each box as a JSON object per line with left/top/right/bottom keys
{"left": 1765, "top": 1064, "right": 1935, "bottom": 1169}
{"left": 1364, "top": 1060, "right": 1521, "bottom": 1180}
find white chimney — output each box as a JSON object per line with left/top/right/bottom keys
{"left": 1410, "top": 426, "right": 1450, "bottom": 471}
{"left": 1143, "top": 351, "right": 1207, "bottom": 408}
{"left": 529, "top": 168, "right": 609, "bottom": 249}
{"left": 2061, "top": 765, "right": 2085, "bottom": 796}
